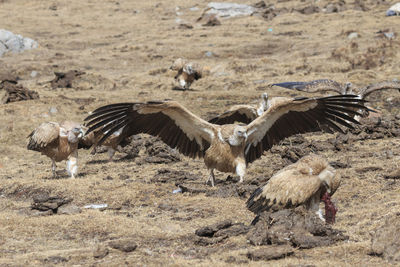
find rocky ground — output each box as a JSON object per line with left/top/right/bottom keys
{"left": 1, "top": 0, "right": 400, "bottom": 266}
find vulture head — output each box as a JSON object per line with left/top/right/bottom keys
{"left": 228, "top": 125, "right": 248, "bottom": 146}
{"left": 67, "top": 126, "right": 85, "bottom": 143}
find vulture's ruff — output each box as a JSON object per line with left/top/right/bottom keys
{"left": 27, "top": 121, "right": 84, "bottom": 178}
{"left": 84, "top": 95, "right": 368, "bottom": 186}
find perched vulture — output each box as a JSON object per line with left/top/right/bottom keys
{"left": 169, "top": 58, "right": 209, "bottom": 90}
{"left": 273, "top": 79, "right": 400, "bottom": 119}
{"left": 84, "top": 95, "right": 368, "bottom": 187}
{"left": 247, "top": 154, "right": 340, "bottom": 223}
{"left": 27, "top": 121, "right": 85, "bottom": 178}
{"left": 79, "top": 126, "right": 131, "bottom": 161}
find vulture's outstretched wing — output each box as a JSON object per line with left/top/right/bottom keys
{"left": 84, "top": 101, "right": 215, "bottom": 158}
{"left": 208, "top": 105, "right": 258, "bottom": 125}
{"left": 273, "top": 79, "right": 344, "bottom": 94}
{"left": 359, "top": 80, "right": 400, "bottom": 99}
{"left": 244, "top": 95, "right": 368, "bottom": 163}
{"left": 27, "top": 122, "right": 60, "bottom": 151}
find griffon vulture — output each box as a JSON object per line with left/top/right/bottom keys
{"left": 27, "top": 121, "right": 85, "bottom": 178}
{"left": 79, "top": 126, "right": 131, "bottom": 161}
{"left": 170, "top": 58, "right": 209, "bottom": 90}
{"left": 84, "top": 95, "right": 368, "bottom": 187}
{"left": 247, "top": 154, "right": 340, "bottom": 223}
{"left": 209, "top": 94, "right": 294, "bottom": 125}
{"left": 208, "top": 93, "right": 270, "bottom": 125}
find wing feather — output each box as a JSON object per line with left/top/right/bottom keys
{"left": 27, "top": 122, "right": 60, "bottom": 151}
{"left": 85, "top": 101, "right": 215, "bottom": 159}
{"left": 359, "top": 80, "right": 400, "bottom": 99}
{"left": 208, "top": 105, "right": 258, "bottom": 125}
{"left": 245, "top": 95, "right": 368, "bottom": 163}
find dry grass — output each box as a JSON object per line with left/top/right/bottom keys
{"left": 1, "top": 0, "right": 400, "bottom": 265}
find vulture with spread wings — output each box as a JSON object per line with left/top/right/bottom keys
{"left": 247, "top": 154, "right": 340, "bottom": 224}
{"left": 85, "top": 95, "right": 368, "bottom": 186}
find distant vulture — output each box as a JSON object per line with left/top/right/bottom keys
{"left": 27, "top": 121, "right": 85, "bottom": 178}
{"left": 79, "top": 126, "right": 131, "bottom": 161}
{"left": 273, "top": 79, "right": 400, "bottom": 119}
{"left": 247, "top": 154, "right": 340, "bottom": 223}
{"left": 85, "top": 95, "right": 367, "bottom": 186}
{"left": 170, "top": 58, "right": 209, "bottom": 90}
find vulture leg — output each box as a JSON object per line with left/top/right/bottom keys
{"left": 107, "top": 147, "right": 116, "bottom": 162}
{"left": 51, "top": 160, "right": 57, "bottom": 178}
{"left": 67, "top": 154, "right": 78, "bottom": 178}
{"left": 236, "top": 162, "right": 246, "bottom": 184}
{"left": 307, "top": 193, "right": 325, "bottom": 222}
{"left": 206, "top": 169, "right": 215, "bottom": 187}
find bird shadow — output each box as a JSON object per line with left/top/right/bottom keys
{"left": 43, "top": 170, "right": 89, "bottom": 179}
{"left": 171, "top": 86, "right": 197, "bottom": 92}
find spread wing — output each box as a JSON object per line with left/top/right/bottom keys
{"left": 359, "top": 80, "right": 400, "bottom": 99}
{"left": 27, "top": 122, "right": 60, "bottom": 151}
{"left": 246, "top": 166, "right": 322, "bottom": 213}
{"left": 244, "top": 95, "right": 368, "bottom": 163}
{"left": 84, "top": 101, "right": 215, "bottom": 158}
{"left": 208, "top": 105, "right": 258, "bottom": 125}
{"left": 273, "top": 79, "right": 344, "bottom": 94}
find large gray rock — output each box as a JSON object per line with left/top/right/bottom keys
{"left": 205, "top": 2, "right": 255, "bottom": 18}
{"left": 0, "top": 29, "right": 38, "bottom": 57}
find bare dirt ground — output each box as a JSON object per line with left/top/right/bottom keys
{"left": 1, "top": 0, "right": 400, "bottom": 266}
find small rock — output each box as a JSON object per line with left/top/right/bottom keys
{"left": 57, "top": 204, "right": 81, "bottom": 215}
{"left": 49, "top": 107, "right": 58, "bottom": 115}
{"left": 347, "top": 32, "right": 358, "bottom": 39}
{"left": 43, "top": 256, "right": 68, "bottom": 264}
{"left": 93, "top": 245, "right": 109, "bottom": 259}
{"left": 195, "top": 220, "right": 232, "bottom": 237}
{"left": 247, "top": 245, "right": 294, "bottom": 261}
{"left": 205, "top": 51, "right": 215, "bottom": 57}
{"left": 30, "top": 71, "right": 38, "bottom": 78}
{"left": 108, "top": 239, "right": 137, "bottom": 252}
{"left": 84, "top": 203, "right": 108, "bottom": 210}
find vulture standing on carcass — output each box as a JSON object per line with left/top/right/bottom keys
{"left": 273, "top": 79, "right": 400, "bottom": 119}
{"left": 169, "top": 58, "right": 209, "bottom": 90}
{"left": 79, "top": 126, "right": 131, "bottom": 161}
{"left": 247, "top": 154, "right": 340, "bottom": 224}
{"left": 27, "top": 121, "right": 85, "bottom": 178}
{"left": 84, "top": 95, "right": 368, "bottom": 187}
